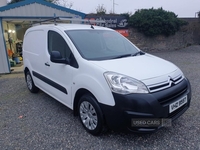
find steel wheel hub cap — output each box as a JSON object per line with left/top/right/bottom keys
{"left": 80, "top": 101, "right": 98, "bottom": 130}
{"left": 27, "top": 74, "right": 32, "bottom": 90}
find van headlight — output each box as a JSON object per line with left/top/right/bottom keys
{"left": 104, "top": 72, "right": 149, "bottom": 94}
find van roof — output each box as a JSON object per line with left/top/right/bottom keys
{"left": 30, "top": 23, "right": 113, "bottom": 31}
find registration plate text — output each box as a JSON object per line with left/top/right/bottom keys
{"left": 169, "top": 95, "right": 187, "bottom": 113}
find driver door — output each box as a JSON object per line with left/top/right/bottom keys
{"left": 42, "top": 29, "right": 75, "bottom": 108}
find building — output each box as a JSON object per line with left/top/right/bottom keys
{"left": 0, "top": 0, "right": 85, "bottom": 74}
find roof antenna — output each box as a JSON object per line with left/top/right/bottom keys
{"left": 88, "top": 19, "right": 94, "bottom": 29}
{"left": 54, "top": 13, "right": 57, "bottom": 25}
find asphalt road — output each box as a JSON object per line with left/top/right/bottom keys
{"left": 0, "top": 45, "right": 200, "bottom": 150}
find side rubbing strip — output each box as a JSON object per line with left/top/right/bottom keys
{"left": 32, "top": 71, "right": 68, "bottom": 95}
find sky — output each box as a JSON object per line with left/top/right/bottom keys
{"left": 67, "top": 0, "right": 200, "bottom": 18}
{"left": 5, "top": 0, "right": 200, "bottom": 17}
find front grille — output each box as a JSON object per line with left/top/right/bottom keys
{"left": 168, "top": 103, "right": 188, "bottom": 119}
{"left": 148, "top": 74, "right": 184, "bottom": 93}
{"left": 159, "top": 86, "right": 187, "bottom": 105}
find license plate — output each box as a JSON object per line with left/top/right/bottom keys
{"left": 169, "top": 95, "right": 187, "bottom": 113}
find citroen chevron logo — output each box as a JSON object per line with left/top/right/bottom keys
{"left": 168, "top": 76, "right": 175, "bottom": 86}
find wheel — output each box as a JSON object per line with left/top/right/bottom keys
{"left": 78, "top": 94, "right": 104, "bottom": 135}
{"left": 25, "top": 71, "right": 39, "bottom": 93}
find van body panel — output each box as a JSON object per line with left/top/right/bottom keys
{"left": 23, "top": 24, "right": 191, "bottom": 134}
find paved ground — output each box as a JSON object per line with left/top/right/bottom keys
{"left": 0, "top": 45, "right": 200, "bottom": 150}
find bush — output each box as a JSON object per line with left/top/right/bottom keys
{"left": 120, "top": 12, "right": 132, "bottom": 22}
{"left": 129, "top": 8, "right": 187, "bottom": 36}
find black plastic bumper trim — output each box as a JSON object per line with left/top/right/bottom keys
{"left": 99, "top": 78, "right": 191, "bottom": 133}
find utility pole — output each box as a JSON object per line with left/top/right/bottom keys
{"left": 112, "top": 0, "right": 118, "bottom": 14}
{"left": 113, "top": 0, "right": 114, "bottom": 13}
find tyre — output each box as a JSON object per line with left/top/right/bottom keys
{"left": 25, "top": 71, "right": 39, "bottom": 93}
{"left": 78, "top": 94, "right": 104, "bottom": 135}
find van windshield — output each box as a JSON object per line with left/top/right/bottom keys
{"left": 66, "top": 30, "right": 139, "bottom": 60}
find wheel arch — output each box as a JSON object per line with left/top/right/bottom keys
{"left": 24, "top": 67, "right": 29, "bottom": 75}
{"left": 73, "top": 88, "right": 95, "bottom": 116}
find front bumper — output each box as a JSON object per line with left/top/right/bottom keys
{"left": 99, "top": 78, "right": 191, "bottom": 133}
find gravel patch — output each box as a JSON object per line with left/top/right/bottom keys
{"left": 0, "top": 45, "right": 200, "bottom": 150}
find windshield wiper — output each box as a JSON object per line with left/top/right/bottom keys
{"left": 131, "top": 51, "right": 145, "bottom": 56}
{"left": 112, "top": 51, "right": 145, "bottom": 59}
{"left": 113, "top": 54, "right": 133, "bottom": 59}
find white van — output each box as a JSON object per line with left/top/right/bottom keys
{"left": 23, "top": 23, "right": 191, "bottom": 135}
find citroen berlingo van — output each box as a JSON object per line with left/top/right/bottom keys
{"left": 23, "top": 23, "right": 191, "bottom": 135}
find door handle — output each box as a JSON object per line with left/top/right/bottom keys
{"left": 45, "top": 62, "right": 50, "bottom": 67}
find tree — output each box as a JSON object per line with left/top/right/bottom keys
{"left": 96, "top": 4, "right": 106, "bottom": 15}
{"left": 53, "top": 0, "right": 73, "bottom": 9}
{"left": 129, "top": 8, "right": 187, "bottom": 36}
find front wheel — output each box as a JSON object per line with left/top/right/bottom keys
{"left": 78, "top": 94, "right": 104, "bottom": 135}
{"left": 25, "top": 71, "right": 39, "bottom": 93}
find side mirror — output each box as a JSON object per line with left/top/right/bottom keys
{"left": 50, "top": 51, "right": 69, "bottom": 64}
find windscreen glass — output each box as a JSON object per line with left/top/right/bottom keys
{"left": 66, "top": 30, "right": 139, "bottom": 60}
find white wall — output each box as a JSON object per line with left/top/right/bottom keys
{"left": 0, "top": 19, "right": 10, "bottom": 74}
{"left": 0, "top": 0, "right": 7, "bottom": 7}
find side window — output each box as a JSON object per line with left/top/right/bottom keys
{"left": 48, "top": 30, "right": 71, "bottom": 59}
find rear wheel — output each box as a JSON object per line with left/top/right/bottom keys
{"left": 25, "top": 71, "right": 39, "bottom": 93}
{"left": 78, "top": 94, "right": 104, "bottom": 135}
